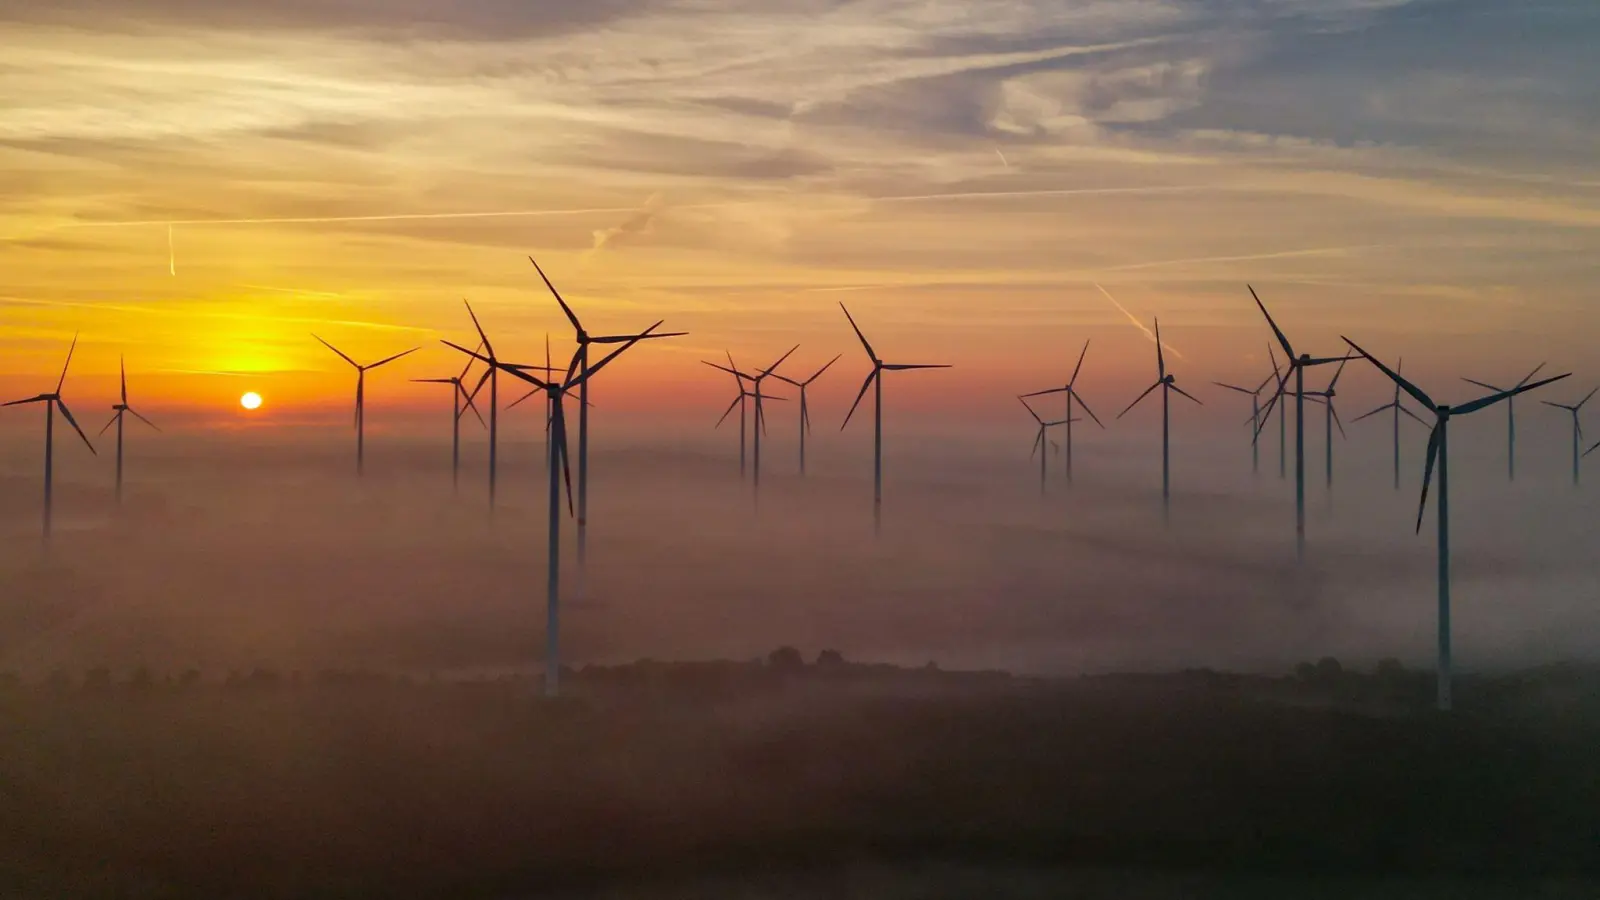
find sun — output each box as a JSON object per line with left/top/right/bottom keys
{"left": 240, "top": 391, "right": 263, "bottom": 411}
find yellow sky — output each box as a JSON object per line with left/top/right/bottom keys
{"left": 2, "top": 1, "right": 1598, "bottom": 431}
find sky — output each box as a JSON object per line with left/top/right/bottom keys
{"left": 1, "top": 0, "right": 1597, "bottom": 434}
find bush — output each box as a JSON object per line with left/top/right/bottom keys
{"left": 766, "top": 646, "right": 805, "bottom": 671}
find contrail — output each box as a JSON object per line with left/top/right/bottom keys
{"left": 872, "top": 185, "right": 1209, "bottom": 204}
{"left": 1096, "top": 282, "right": 1184, "bottom": 360}
{"left": 995, "top": 148, "right": 1010, "bottom": 168}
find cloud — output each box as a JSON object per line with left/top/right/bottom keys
{"left": 585, "top": 193, "right": 665, "bottom": 261}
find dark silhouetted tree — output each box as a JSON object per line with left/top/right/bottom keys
{"left": 767, "top": 646, "right": 805, "bottom": 671}
{"left": 816, "top": 649, "right": 845, "bottom": 667}
{"left": 1316, "top": 657, "right": 1343, "bottom": 682}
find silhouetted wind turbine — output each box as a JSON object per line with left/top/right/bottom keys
{"left": 1344, "top": 336, "right": 1567, "bottom": 711}
{"left": 1019, "top": 339, "right": 1104, "bottom": 484}
{"left": 313, "top": 335, "right": 418, "bottom": 477}
{"left": 1462, "top": 363, "right": 1547, "bottom": 482}
{"left": 1302, "top": 358, "right": 1351, "bottom": 491}
{"left": 705, "top": 355, "right": 754, "bottom": 476}
{"left": 444, "top": 324, "right": 663, "bottom": 698}
{"left": 1213, "top": 357, "right": 1277, "bottom": 475}
{"left": 4, "top": 334, "right": 95, "bottom": 540}
{"left": 410, "top": 344, "right": 486, "bottom": 492}
{"left": 531, "top": 257, "right": 684, "bottom": 568}
{"left": 774, "top": 354, "right": 841, "bottom": 476}
{"left": 1118, "top": 318, "right": 1201, "bottom": 519}
{"left": 749, "top": 346, "right": 798, "bottom": 496}
{"left": 97, "top": 356, "right": 158, "bottom": 504}
{"left": 1542, "top": 387, "right": 1597, "bottom": 485}
{"left": 1250, "top": 287, "right": 1352, "bottom": 560}
{"left": 1019, "top": 397, "right": 1075, "bottom": 495}
{"left": 839, "top": 303, "right": 951, "bottom": 533}
{"left": 1353, "top": 357, "right": 1428, "bottom": 490}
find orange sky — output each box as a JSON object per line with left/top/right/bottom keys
{"left": 2, "top": 1, "right": 1598, "bottom": 435}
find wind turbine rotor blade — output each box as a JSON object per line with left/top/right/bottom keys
{"left": 1416, "top": 424, "right": 1442, "bottom": 533}
{"left": 313, "top": 334, "right": 359, "bottom": 368}
{"left": 1342, "top": 337, "right": 1436, "bottom": 411}
{"left": 1118, "top": 382, "right": 1161, "bottom": 419}
{"left": 529, "top": 256, "right": 584, "bottom": 335}
{"left": 590, "top": 330, "right": 688, "bottom": 344}
{"left": 1540, "top": 400, "right": 1569, "bottom": 411}
{"left": 1153, "top": 317, "right": 1166, "bottom": 379}
{"left": 1330, "top": 404, "right": 1347, "bottom": 439}
{"left": 882, "top": 364, "right": 952, "bottom": 371}
{"left": 553, "top": 408, "right": 576, "bottom": 517}
{"left": 1170, "top": 384, "right": 1204, "bottom": 406}
{"left": 127, "top": 408, "right": 159, "bottom": 431}
{"left": 1399, "top": 403, "right": 1429, "bottom": 426}
{"left": 1461, "top": 377, "right": 1502, "bottom": 393}
{"left": 715, "top": 394, "right": 743, "bottom": 428}
{"left": 440, "top": 340, "right": 495, "bottom": 368}
{"left": 1070, "top": 389, "right": 1106, "bottom": 429}
{"left": 761, "top": 344, "right": 800, "bottom": 377}
{"left": 1455, "top": 373, "right": 1571, "bottom": 416}
{"left": 455, "top": 341, "right": 482, "bottom": 381}
{"left": 1070, "top": 339, "right": 1091, "bottom": 385}
{"left": 119, "top": 355, "right": 127, "bottom": 405}
{"left": 1352, "top": 403, "right": 1392, "bottom": 424}
{"left": 1031, "top": 428, "right": 1043, "bottom": 460}
{"left": 1214, "top": 382, "right": 1254, "bottom": 394}
{"left": 1020, "top": 387, "right": 1068, "bottom": 399}
{"left": 841, "top": 368, "right": 878, "bottom": 430}
{"left": 98, "top": 411, "right": 120, "bottom": 436}
{"left": 367, "top": 347, "right": 421, "bottom": 369}
{"left": 806, "top": 354, "right": 843, "bottom": 385}
{"left": 839, "top": 303, "right": 877, "bottom": 360}
{"left": 1018, "top": 396, "right": 1044, "bottom": 425}
{"left": 1579, "top": 387, "right": 1600, "bottom": 410}
{"left": 802, "top": 395, "right": 812, "bottom": 434}
{"left": 3, "top": 394, "right": 52, "bottom": 407}
{"left": 1253, "top": 387, "right": 1286, "bottom": 441}
{"left": 1248, "top": 286, "right": 1296, "bottom": 360}
{"left": 507, "top": 388, "right": 540, "bottom": 410}
{"left": 702, "top": 360, "right": 749, "bottom": 379}
{"left": 1585, "top": 440, "right": 1600, "bottom": 459}
{"left": 55, "top": 398, "right": 96, "bottom": 455}
{"left": 55, "top": 332, "right": 80, "bottom": 395}
{"left": 1305, "top": 355, "right": 1357, "bottom": 366}
{"left": 1518, "top": 362, "right": 1548, "bottom": 387}
{"left": 461, "top": 299, "right": 497, "bottom": 359}
{"left": 1326, "top": 357, "right": 1349, "bottom": 391}
{"left": 411, "top": 378, "right": 455, "bottom": 384}
{"left": 458, "top": 383, "right": 487, "bottom": 428}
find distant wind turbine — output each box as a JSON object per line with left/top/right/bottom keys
{"left": 1353, "top": 357, "right": 1428, "bottom": 490}
{"left": 410, "top": 344, "right": 487, "bottom": 492}
{"left": 751, "top": 346, "right": 799, "bottom": 495}
{"left": 1250, "top": 287, "right": 1353, "bottom": 559}
{"left": 4, "top": 334, "right": 96, "bottom": 540}
{"left": 1019, "top": 397, "right": 1075, "bottom": 495}
{"left": 705, "top": 355, "right": 754, "bottom": 477}
{"left": 1344, "top": 336, "right": 1567, "bottom": 711}
{"left": 1302, "top": 358, "right": 1351, "bottom": 491}
{"left": 1542, "top": 387, "right": 1598, "bottom": 485}
{"left": 313, "top": 335, "right": 419, "bottom": 477}
{"left": 774, "top": 355, "right": 841, "bottom": 476}
{"left": 1118, "top": 317, "right": 1201, "bottom": 519}
{"left": 444, "top": 324, "right": 663, "bottom": 698}
{"left": 531, "top": 257, "right": 684, "bottom": 568}
{"left": 1462, "top": 363, "right": 1547, "bottom": 481}
{"left": 1213, "top": 354, "right": 1278, "bottom": 475}
{"left": 1019, "top": 339, "right": 1105, "bottom": 484}
{"left": 97, "top": 356, "right": 159, "bottom": 504}
{"left": 840, "top": 303, "right": 951, "bottom": 533}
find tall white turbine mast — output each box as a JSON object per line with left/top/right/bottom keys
{"left": 1344, "top": 336, "right": 1567, "bottom": 711}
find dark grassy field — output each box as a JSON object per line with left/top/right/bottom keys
{"left": 1, "top": 661, "right": 1597, "bottom": 899}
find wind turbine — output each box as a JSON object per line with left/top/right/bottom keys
{"left": 313, "top": 335, "right": 419, "bottom": 477}
{"left": 1250, "top": 287, "right": 1353, "bottom": 560}
{"left": 1213, "top": 356, "right": 1278, "bottom": 475}
{"left": 531, "top": 257, "right": 684, "bottom": 568}
{"left": 444, "top": 323, "right": 664, "bottom": 698}
{"left": 1462, "top": 363, "right": 1547, "bottom": 482}
{"left": 705, "top": 354, "right": 754, "bottom": 477}
{"left": 410, "top": 344, "right": 486, "bottom": 492}
{"left": 1117, "top": 318, "right": 1201, "bottom": 519}
{"left": 1344, "top": 336, "right": 1567, "bottom": 711}
{"left": 1302, "top": 358, "right": 1351, "bottom": 491}
{"left": 1019, "top": 397, "right": 1075, "bottom": 495}
{"left": 773, "top": 354, "right": 841, "bottom": 476}
{"left": 1353, "top": 357, "right": 1428, "bottom": 490}
{"left": 4, "top": 334, "right": 96, "bottom": 540}
{"left": 839, "top": 303, "right": 951, "bottom": 533}
{"left": 97, "top": 356, "right": 159, "bottom": 504}
{"left": 1542, "top": 387, "right": 1597, "bottom": 486}
{"left": 1019, "top": 339, "right": 1104, "bottom": 484}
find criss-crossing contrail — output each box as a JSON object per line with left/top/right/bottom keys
{"left": 1096, "top": 282, "right": 1184, "bottom": 360}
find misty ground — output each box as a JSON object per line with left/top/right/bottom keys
{"left": 0, "top": 429, "right": 1597, "bottom": 897}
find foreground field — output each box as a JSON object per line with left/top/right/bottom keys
{"left": 1, "top": 663, "right": 1596, "bottom": 899}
